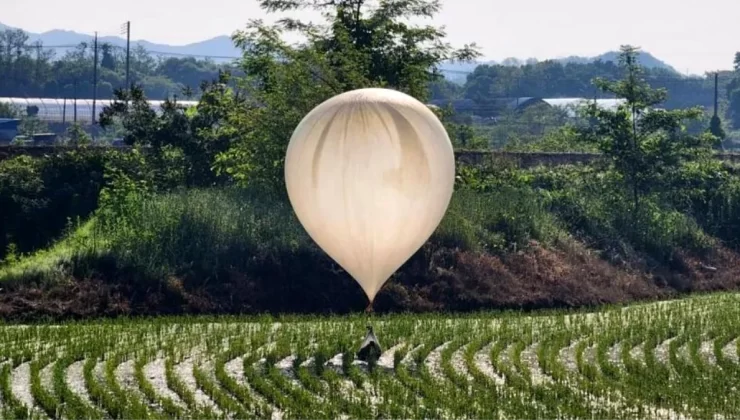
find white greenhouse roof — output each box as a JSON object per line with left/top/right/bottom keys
{"left": 0, "top": 97, "right": 199, "bottom": 124}
{"left": 543, "top": 97, "right": 626, "bottom": 117}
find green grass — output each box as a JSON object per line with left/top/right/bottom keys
{"left": 0, "top": 167, "right": 732, "bottom": 318}
{"left": 0, "top": 219, "right": 105, "bottom": 283}
{"left": 0, "top": 184, "right": 566, "bottom": 284}
{"left": 0, "top": 292, "right": 739, "bottom": 419}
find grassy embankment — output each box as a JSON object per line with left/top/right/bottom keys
{"left": 3, "top": 163, "right": 740, "bottom": 320}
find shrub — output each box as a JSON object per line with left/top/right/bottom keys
{"left": 99, "top": 187, "right": 308, "bottom": 280}
{"left": 0, "top": 146, "right": 189, "bottom": 260}
{"left": 434, "top": 186, "right": 561, "bottom": 253}
{"left": 0, "top": 152, "right": 106, "bottom": 258}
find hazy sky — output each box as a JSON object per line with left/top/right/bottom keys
{"left": 2, "top": 0, "right": 737, "bottom": 75}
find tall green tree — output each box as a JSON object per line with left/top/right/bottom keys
{"left": 101, "top": 43, "right": 117, "bottom": 71}
{"left": 461, "top": 58, "right": 715, "bottom": 113}
{"left": 709, "top": 114, "right": 726, "bottom": 144}
{"left": 18, "top": 116, "right": 48, "bottom": 137}
{"left": 724, "top": 52, "right": 740, "bottom": 129}
{"left": 213, "top": 0, "right": 479, "bottom": 188}
{"left": 0, "top": 102, "right": 20, "bottom": 119}
{"left": 64, "top": 122, "right": 92, "bottom": 146}
{"left": 579, "top": 45, "right": 716, "bottom": 218}
{"left": 99, "top": 75, "right": 234, "bottom": 187}
{"left": 729, "top": 89, "right": 740, "bottom": 128}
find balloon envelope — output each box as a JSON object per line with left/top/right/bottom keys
{"left": 285, "top": 88, "right": 455, "bottom": 303}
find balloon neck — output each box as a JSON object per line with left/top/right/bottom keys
{"left": 365, "top": 302, "right": 374, "bottom": 314}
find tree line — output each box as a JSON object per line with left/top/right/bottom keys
{"left": 724, "top": 54, "right": 740, "bottom": 129}
{"left": 0, "top": 28, "right": 238, "bottom": 100}
{"left": 1, "top": 25, "right": 734, "bottom": 125}
{"left": 432, "top": 60, "right": 729, "bottom": 114}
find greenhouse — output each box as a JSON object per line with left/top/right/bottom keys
{"left": 0, "top": 97, "right": 199, "bottom": 124}
{"left": 543, "top": 97, "right": 626, "bottom": 117}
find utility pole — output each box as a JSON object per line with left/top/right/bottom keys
{"left": 73, "top": 80, "right": 78, "bottom": 123}
{"left": 92, "top": 32, "right": 99, "bottom": 125}
{"left": 714, "top": 72, "right": 719, "bottom": 118}
{"left": 121, "top": 21, "right": 131, "bottom": 90}
{"left": 34, "top": 41, "right": 42, "bottom": 88}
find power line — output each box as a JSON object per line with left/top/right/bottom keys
{"left": 19, "top": 44, "right": 85, "bottom": 49}
{"left": 13, "top": 44, "right": 242, "bottom": 69}
{"left": 136, "top": 50, "right": 241, "bottom": 60}
{"left": 17, "top": 42, "right": 241, "bottom": 60}
{"left": 122, "top": 21, "right": 131, "bottom": 89}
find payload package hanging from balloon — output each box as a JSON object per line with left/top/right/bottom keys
{"left": 285, "top": 87, "right": 455, "bottom": 305}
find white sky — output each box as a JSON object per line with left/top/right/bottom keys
{"left": 1, "top": 0, "right": 736, "bottom": 75}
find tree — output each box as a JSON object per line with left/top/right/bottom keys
{"left": 0, "top": 30, "right": 31, "bottom": 94}
{"left": 429, "top": 78, "right": 462, "bottom": 101}
{"left": 578, "top": 45, "right": 716, "bottom": 219}
{"left": 99, "top": 85, "right": 159, "bottom": 147}
{"left": 156, "top": 57, "right": 220, "bottom": 93}
{"left": 181, "top": 85, "right": 194, "bottom": 99}
{"left": 709, "top": 114, "right": 726, "bottom": 144}
{"left": 0, "top": 102, "right": 21, "bottom": 119}
{"left": 101, "top": 43, "right": 117, "bottom": 71}
{"left": 726, "top": 52, "right": 740, "bottom": 130}
{"left": 213, "top": 0, "right": 479, "bottom": 188}
{"left": 488, "top": 103, "right": 571, "bottom": 148}
{"left": 100, "top": 76, "right": 234, "bottom": 187}
{"left": 131, "top": 45, "right": 157, "bottom": 76}
{"left": 0, "top": 28, "right": 249, "bottom": 100}
{"left": 460, "top": 59, "right": 714, "bottom": 115}
{"left": 65, "top": 122, "right": 92, "bottom": 146}
{"left": 730, "top": 89, "right": 740, "bottom": 129}
{"left": 18, "top": 116, "right": 48, "bottom": 137}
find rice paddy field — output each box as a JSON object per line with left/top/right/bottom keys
{"left": 1, "top": 292, "right": 739, "bottom": 420}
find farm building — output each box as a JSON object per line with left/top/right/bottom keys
{"left": 0, "top": 97, "right": 199, "bottom": 124}
{"left": 428, "top": 97, "right": 546, "bottom": 116}
{"left": 1, "top": 96, "right": 627, "bottom": 125}
{"left": 428, "top": 96, "right": 626, "bottom": 118}
{"left": 543, "top": 98, "right": 627, "bottom": 117}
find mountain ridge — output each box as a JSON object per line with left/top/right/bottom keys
{"left": 439, "top": 52, "right": 679, "bottom": 75}
{"left": 0, "top": 22, "right": 241, "bottom": 59}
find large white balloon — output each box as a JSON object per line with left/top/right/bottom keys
{"left": 285, "top": 88, "right": 455, "bottom": 303}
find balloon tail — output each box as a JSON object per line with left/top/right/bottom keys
{"left": 365, "top": 302, "right": 374, "bottom": 314}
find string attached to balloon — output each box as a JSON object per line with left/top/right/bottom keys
{"left": 285, "top": 87, "right": 456, "bottom": 309}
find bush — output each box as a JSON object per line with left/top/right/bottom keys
{"left": 434, "top": 186, "right": 561, "bottom": 253}
{"left": 3, "top": 166, "right": 740, "bottom": 317}
{"left": 94, "top": 183, "right": 561, "bottom": 278}
{"left": 99, "top": 187, "right": 309, "bottom": 280}
{"left": 0, "top": 152, "right": 106, "bottom": 258}
{"left": 0, "top": 147, "right": 188, "bottom": 260}
{"left": 679, "top": 166, "right": 740, "bottom": 249}
{"left": 530, "top": 166, "right": 713, "bottom": 263}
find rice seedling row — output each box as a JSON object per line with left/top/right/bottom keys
{"left": 1, "top": 294, "right": 740, "bottom": 419}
